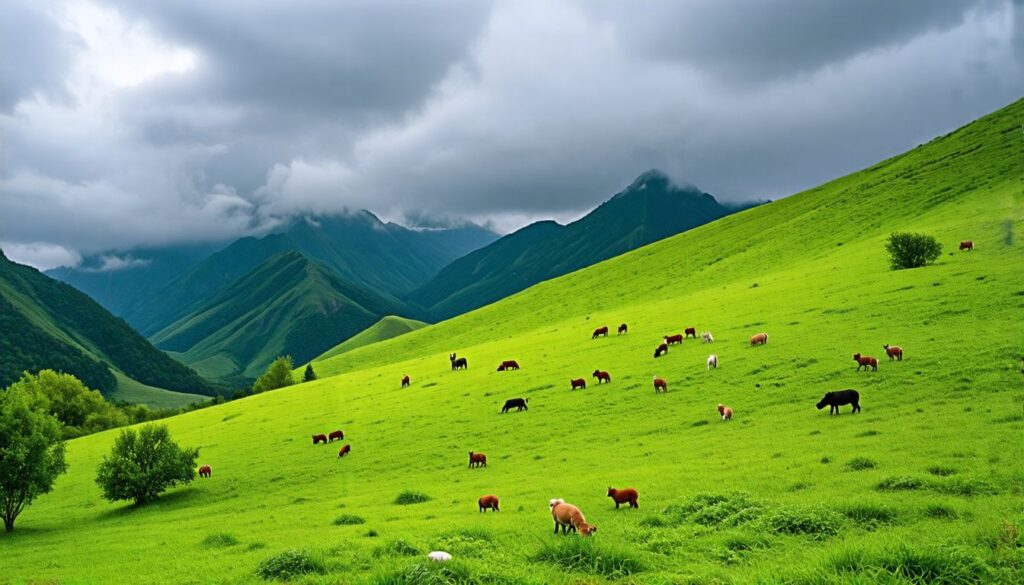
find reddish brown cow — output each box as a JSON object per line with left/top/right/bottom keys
{"left": 617, "top": 323, "right": 628, "bottom": 335}
{"left": 338, "top": 444, "right": 351, "bottom": 458}
{"left": 401, "top": 375, "right": 410, "bottom": 387}
{"left": 469, "top": 451, "right": 487, "bottom": 468}
{"left": 592, "top": 370, "right": 611, "bottom": 384}
{"left": 717, "top": 403, "right": 733, "bottom": 421}
{"left": 571, "top": 378, "right": 587, "bottom": 390}
{"left": 664, "top": 334, "right": 684, "bottom": 345}
{"left": 684, "top": 327, "right": 697, "bottom": 339}
{"left": 312, "top": 434, "right": 328, "bottom": 445}
{"left": 654, "top": 343, "right": 668, "bottom": 358}
{"left": 592, "top": 326, "right": 609, "bottom": 339}
{"left": 498, "top": 360, "right": 520, "bottom": 371}
{"left": 750, "top": 332, "right": 768, "bottom": 346}
{"left": 854, "top": 353, "right": 878, "bottom": 371}
{"left": 198, "top": 465, "right": 212, "bottom": 478}
{"left": 959, "top": 240, "right": 974, "bottom": 251}
{"left": 478, "top": 494, "right": 500, "bottom": 512}
{"left": 883, "top": 344, "right": 903, "bottom": 361}
{"left": 653, "top": 376, "right": 668, "bottom": 393}
{"left": 328, "top": 430, "right": 344, "bottom": 442}
{"left": 607, "top": 487, "right": 639, "bottom": 509}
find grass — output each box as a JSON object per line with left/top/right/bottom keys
{"left": 110, "top": 370, "right": 209, "bottom": 409}
{"left": 1, "top": 100, "right": 1022, "bottom": 583}
{"left": 312, "top": 315, "right": 428, "bottom": 362}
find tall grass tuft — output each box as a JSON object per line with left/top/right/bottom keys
{"left": 534, "top": 538, "right": 646, "bottom": 578}
{"left": 255, "top": 549, "right": 326, "bottom": 581}
{"left": 395, "top": 490, "right": 431, "bottom": 505}
{"left": 843, "top": 456, "right": 877, "bottom": 471}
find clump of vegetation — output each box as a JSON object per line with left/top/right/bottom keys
{"left": 664, "top": 493, "right": 764, "bottom": 528}
{"left": 333, "top": 514, "right": 366, "bottom": 526}
{"left": 838, "top": 503, "right": 899, "bottom": 527}
{"left": 256, "top": 549, "right": 326, "bottom": 581}
{"left": 202, "top": 533, "right": 241, "bottom": 547}
{"left": 885, "top": 232, "right": 942, "bottom": 269}
{"left": 94, "top": 424, "right": 198, "bottom": 506}
{"left": 5, "top": 370, "right": 128, "bottom": 439}
{"left": 926, "top": 465, "right": 957, "bottom": 477}
{"left": 394, "top": 490, "right": 431, "bottom": 505}
{"left": 923, "top": 503, "right": 960, "bottom": 520}
{"left": 372, "top": 562, "right": 477, "bottom": 585}
{"left": 875, "top": 475, "right": 926, "bottom": 492}
{"left": 843, "top": 456, "right": 877, "bottom": 471}
{"left": 824, "top": 543, "right": 991, "bottom": 583}
{"left": 534, "top": 538, "right": 646, "bottom": 578}
{"left": 373, "top": 539, "right": 421, "bottom": 558}
{"left": 639, "top": 515, "right": 668, "bottom": 528}
{"left": 252, "top": 356, "right": 295, "bottom": 394}
{"left": 932, "top": 476, "right": 999, "bottom": 496}
{"left": 759, "top": 507, "right": 844, "bottom": 539}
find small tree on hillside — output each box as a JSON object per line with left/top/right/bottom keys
{"left": 7, "top": 370, "right": 128, "bottom": 438}
{"left": 252, "top": 356, "right": 295, "bottom": 394}
{"left": 0, "top": 386, "right": 67, "bottom": 532}
{"left": 885, "top": 232, "right": 942, "bottom": 270}
{"left": 95, "top": 424, "right": 198, "bottom": 506}
{"left": 303, "top": 363, "right": 317, "bottom": 383}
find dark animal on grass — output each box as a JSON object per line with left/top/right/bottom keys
{"left": 884, "top": 344, "right": 903, "bottom": 361}
{"left": 338, "top": 444, "right": 351, "bottom": 458}
{"left": 592, "top": 326, "right": 609, "bottom": 339}
{"left": 618, "top": 323, "right": 628, "bottom": 335}
{"left": 854, "top": 353, "right": 878, "bottom": 371}
{"left": 750, "top": 332, "right": 768, "bottom": 346}
{"left": 450, "top": 353, "right": 468, "bottom": 370}
{"left": 571, "top": 378, "right": 587, "bottom": 390}
{"left": 550, "top": 499, "right": 597, "bottom": 536}
{"left": 328, "top": 430, "right": 344, "bottom": 442}
{"left": 607, "top": 487, "right": 639, "bottom": 509}
{"left": 653, "top": 376, "right": 668, "bottom": 393}
{"left": 685, "top": 327, "right": 697, "bottom": 339}
{"left": 479, "top": 494, "right": 500, "bottom": 512}
{"left": 401, "top": 375, "right": 410, "bottom": 387}
{"left": 312, "top": 434, "right": 328, "bottom": 445}
{"left": 959, "top": 240, "right": 974, "bottom": 251}
{"left": 654, "top": 343, "right": 668, "bottom": 358}
{"left": 592, "top": 370, "right": 611, "bottom": 384}
{"left": 198, "top": 465, "right": 212, "bottom": 478}
{"left": 501, "top": 398, "right": 529, "bottom": 413}
{"left": 816, "top": 389, "right": 861, "bottom": 415}
{"left": 497, "top": 360, "right": 520, "bottom": 371}
{"left": 664, "top": 333, "right": 684, "bottom": 345}
{"left": 469, "top": 451, "right": 487, "bottom": 468}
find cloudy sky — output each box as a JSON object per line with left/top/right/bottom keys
{"left": 1, "top": 0, "right": 1021, "bottom": 269}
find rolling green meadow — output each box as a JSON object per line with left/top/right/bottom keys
{"left": 2, "top": 101, "right": 1022, "bottom": 584}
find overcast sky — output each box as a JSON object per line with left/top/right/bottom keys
{"left": 1, "top": 0, "right": 1021, "bottom": 269}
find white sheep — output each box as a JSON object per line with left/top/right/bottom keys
{"left": 707, "top": 354, "right": 718, "bottom": 370}
{"left": 428, "top": 551, "right": 452, "bottom": 562}
{"left": 702, "top": 331, "right": 714, "bottom": 343}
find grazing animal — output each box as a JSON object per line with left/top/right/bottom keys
{"left": 884, "top": 344, "right": 903, "bottom": 361}
{"left": 337, "top": 444, "right": 351, "bottom": 458}
{"left": 571, "top": 378, "right": 587, "bottom": 390}
{"left": 664, "top": 333, "right": 684, "bottom": 345}
{"left": 702, "top": 331, "right": 714, "bottom": 343}
{"left": 478, "top": 494, "right": 500, "bottom": 512}
{"left": 817, "top": 389, "right": 861, "bottom": 415}
{"left": 312, "top": 434, "right": 328, "bottom": 445}
{"left": 328, "top": 430, "right": 344, "bottom": 442}
{"left": 653, "top": 376, "right": 668, "bottom": 393}
{"left": 853, "top": 353, "right": 878, "bottom": 371}
{"left": 450, "top": 353, "right": 468, "bottom": 370}
{"left": 592, "top": 370, "right": 611, "bottom": 384}
{"left": 428, "top": 551, "right": 452, "bottom": 563}
{"left": 592, "top": 326, "right": 609, "bottom": 339}
{"left": 618, "top": 323, "right": 628, "bottom": 335}
{"left": 606, "top": 487, "right": 639, "bottom": 509}
{"left": 685, "top": 327, "right": 697, "bottom": 339}
{"left": 501, "top": 398, "right": 529, "bottom": 413}
{"left": 551, "top": 500, "right": 597, "bottom": 536}
{"left": 750, "top": 332, "right": 768, "bottom": 346}
{"left": 401, "top": 375, "right": 410, "bottom": 387}
{"left": 498, "top": 360, "right": 520, "bottom": 371}
{"left": 198, "top": 465, "right": 212, "bottom": 478}
{"left": 654, "top": 343, "right": 668, "bottom": 358}
{"left": 717, "top": 403, "right": 733, "bottom": 421}
{"left": 959, "top": 240, "right": 974, "bottom": 251}
{"left": 469, "top": 451, "right": 487, "bottom": 468}
{"left": 707, "top": 354, "right": 718, "bottom": 370}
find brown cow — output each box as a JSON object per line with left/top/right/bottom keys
{"left": 592, "top": 326, "right": 609, "bottom": 339}
{"left": 571, "top": 378, "right": 587, "bottom": 390}
{"left": 750, "top": 332, "right": 768, "bottom": 346}
{"left": 959, "top": 240, "right": 974, "bottom": 251}
{"left": 198, "top": 465, "right": 212, "bottom": 478}
{"left": 607, "top": 487, "right": 639, "bottom": 509}
{"left": 684, "top": 327, "right": 697, "bottom": 339}
{"left": 312, "top": 434, "right": 328, "bottom": 445}
{"left": 592, "top": 370, "right": 611, "bottom": 384}
{"left": 654, "top": 343, "right": 668, "bottom": 358}
{"left": 854, "top": 353, "right": 878, "bottom": 371}
{"left": 328, "top": 430, "right": 344, "bottom": 442}
{"left": 338, "top": 444, "right": 351, "bottom": 458}
{"left": 478, "top": 494, "right": 500, "bottom": 512}
{"left": 653, "top": 376, "right": 668, "bottom": 393}
{"left": 617, "top": 323, "right": 628, "bottom": 335}
{"left": 401, "top": 375, "right": 410, "bottom": 387}
{"left": 551, "top": 500, "right": 597, "bottom": 536}
{"left": 664, "top": 334, "right": 684, "bottom": 345}
{"left": 717, "top": 403, "right": 733, "bottom": 421}
{"left": 498, "top": 360, "right": 520, "bottom": 371}
{"left": 884, "top": 344, "right": 903, "bottom": 361}
{"left": 469, "top": 451, "right": 487, "bottom": 468}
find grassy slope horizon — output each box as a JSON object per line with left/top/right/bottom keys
{"left": 3, "top": 99, "right": 1022, "bottom": 584}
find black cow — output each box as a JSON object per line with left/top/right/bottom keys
{"left": 501, "top": 398, "right": 529, "bottom": 413}
{"left": 816, "top": 389, "right": 861, "bottom": 415}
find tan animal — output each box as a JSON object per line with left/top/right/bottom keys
{"left": 551, "top": 500, "right": 597, "bottom": 536}
{"left": 717, "top": 403, "right": 733, "bottom": 421}
{"left": 750, "top": 332, "right": 768, "bottom": 346}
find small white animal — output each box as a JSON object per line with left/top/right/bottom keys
{"left": 707, "top": 354, "right": 718, "bottom": 370}
{"left": 702, "top": 331, "right": 714, "bottom": 343}
{"left": 428, "top": 551, "right": 452, "bottom": 562}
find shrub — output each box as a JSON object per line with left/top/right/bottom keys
{"left": 202, "top": 533, "right": 240, "bottom": 547}
{"left": 759, "top": 507, "right": 843, "bottom": 539}
{"left": 395, "top": 490, "right": 431, "bottom": 505}
{"left": 333, "top": 514, "right": 366, "bottom": 526}
{"left": 252, "top": 356, "right": 295, "bottom": 394}
{"left": 885, "top": 232, "right": 942, "bottom": 269}
{"left": 843, "top": 456, "right": 877, "bottom": 471}
{"left": 534, "top": 538, "right": 646, "bottom": 578}
{"left": 94, "top": 424, "right": 197, "bottom": 506}
{"left": 256, "top": 549, "right": 326, "bottom": 581}
{"left": 875, "top": 475, "right": 926, "bottom": 492}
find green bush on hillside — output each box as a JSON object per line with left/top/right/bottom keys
{"left": 5, "top": 370, "right": 128, "bottom": 439}
{"left": 303, "top": 363, "right": 317, "bottom": 382}
{"left": 885, "top": 232, "right": 942, "bottom": 269}
{"left": 394, "top": 490, "right": 431, "bottom": 505}
{"left": 252, "top": 356, "right": 295, "bottom": 394}
{"left": 95, "top": 424, "right": 198, "bottom": 506}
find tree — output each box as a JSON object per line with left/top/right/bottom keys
{"left": 252, "top": 356, "right": 295, "bottom": 394}
{"left": 303, "top": 363, "right": 317, "bottom": 383}
{"left": 0, "top": 385, "right": 67, "bottom": 532}
{"left": 886, "top": 232, "right": 942, "bottom": 269}
{"left": 95, "top": 424, "right": 198, "bottom": 506}
{"left": 6, "top": 370, "right": 128, "bottom": 438}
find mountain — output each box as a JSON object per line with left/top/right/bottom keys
{"left": 310, "top": 315, "right": 428, "bottom": 363}
{"left": 408, "top": 170, "right": 739, "bottom": 319}
{"left": 150, "top": 250, "right": 409, "bottom": 380}
{"left": 0, "top": 249, "right": 215, "bottom": 399}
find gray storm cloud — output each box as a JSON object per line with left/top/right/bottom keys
{"left": 1, "top": 0, "right": 1020, "bottom": 268}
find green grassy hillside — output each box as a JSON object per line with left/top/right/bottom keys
{"left": 312, "top": 315, "right": 428, "bottom": 363}
{"left": 109, "top": 371, "right": 208, "bottom": 410}
{"left": 3, "top": 100, "right": 1022, "bottom": 584}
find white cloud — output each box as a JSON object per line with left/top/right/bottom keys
{"left": 1, "top": 241, "right": 82, "bottom": 270}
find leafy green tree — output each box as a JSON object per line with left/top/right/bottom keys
{"left": 252, "top": 356, "right": 295, "bottom": 394}
{"left": 7, "top": 370, "right": 128, "bottom": 438}
{"left": 95, "top": 424, "right": 198, "bottom": 506}
{"left": 0, "top": 385, "right": 67, "bottom": 532}
{"left": 303, "top": 363, "right": 317, "bottom": 383}
{"left": 886, "top": 232, "right": 942, "bottom": 269}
